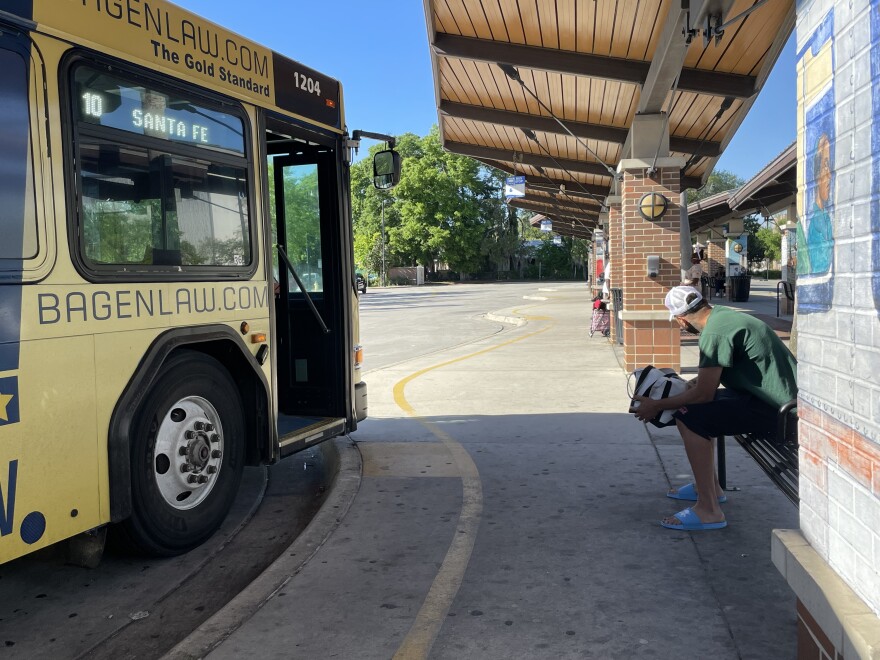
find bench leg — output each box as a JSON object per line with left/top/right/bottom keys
{"left": 717, "top": 435, "right": 727, "bottom": 490}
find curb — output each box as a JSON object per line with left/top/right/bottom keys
{"left": 484, "top": 312, "right": 526, "bottom": 326}
{"left": 162, "top": 436, "right": 363, "bottom": 660}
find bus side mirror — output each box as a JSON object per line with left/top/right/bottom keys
{"left": 373, "top": 149, "right": 401, "bottom": 190}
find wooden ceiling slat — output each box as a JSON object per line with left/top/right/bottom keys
{"left": 610, "top": 1, "right": 638, "bottom": 59}
{"left": 574, "top": 76, "right": 590, "bottom": 124}
{"left": 670, "top": 92, "right": 713, "bottom": 140}
{"left": 488, "top": 122, "right": 512, "bottom": 154}
{"left": 593, "top": 0, "right": 615, "bottom": 56}
{"left": 519, "top": 0, "right": 543, "bottom": 47}
{"left": 441, "top": 0, "right": 478, "bottom": 38}
{"left": 556, "top": 0, "right": 576, "bottom": 52}
{"left": 547, "top": 71, "right": 564, "bottom": 119}
{"left": 439, "top": 62, "right": 474, "bottom": 105}
{"left": 444, "top": 118, "right": 463, "bottom": 143}
{"left": 520, "top": 69, "right": 542, "bottom": 116}
{"left": 644, "top": 0, "right": 671, "bottom": 62}
{"left": 575, "top": 0, "right": 597, "bottom": 53}
{"left": 538, "top": 0, "right": 559, "bottom": 50}
{"left": 599, "top": 80, "right": 622, "bottom": 126}
{"left": 452, "top": 60, "right": 486, "bottom": 107}
{"left": 433, "top": 1, "right": 454, "bottom": 35}
{"left": 481, "top": 0, "right": 510, "bottom": 43}
{"left": 724, "top": 5, "right": 789, "bottom": 76}
{"left": 496, "top": 0, "right": 526, "bottom": 44}
{"left": 465, "top": 0, "right": 497, "bottom": 40}
{"left": 559, "top": 72, "right": 576, "bottom": 122}
{"left": 587, "top": 79, "right": 604, "bottom": 125}
{"left": 459, "top": 58, "right": 494, "bottom": 106}
{"left": 629, "top": 0, "right": 663, "bottom": 60}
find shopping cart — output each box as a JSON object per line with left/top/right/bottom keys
{"left": 589, "top": 303, "right": 611, "bottom": 337}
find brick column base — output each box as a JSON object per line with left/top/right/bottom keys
{"left": 622, "top": 321, "right": 680, "bottom": 373}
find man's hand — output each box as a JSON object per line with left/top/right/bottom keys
{"left": 630, "top": 395, "right": 662, "bottom": 423}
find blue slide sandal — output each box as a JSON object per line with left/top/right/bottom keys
{"left": 661, "top": 507, "right": 727, "bottom": 531}
{"left": 667, "top": 482, "right": 727, "bottom": 503}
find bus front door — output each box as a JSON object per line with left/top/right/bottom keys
{"left": 270, "top": 149, "right": 346, "bottom": 439}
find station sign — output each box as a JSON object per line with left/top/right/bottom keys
{"left": 540, "top": 219, "right": 552, "bottom": 232}
{"left": 504, "top": 175, "right": 526, "bottom": 199}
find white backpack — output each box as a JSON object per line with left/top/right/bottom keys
{"left": 628, "top": 365, "right": 688, "bottom": 428}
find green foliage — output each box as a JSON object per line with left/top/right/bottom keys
{"left": 686, "top": 170, "right": 746, "bottom": 203}
{"left": 756, "top": 226, "right": 782, "bottom": 262}
{"left": 349, "top": 126, "right": 589, "bottom": 280}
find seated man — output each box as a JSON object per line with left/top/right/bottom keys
{"left": 631, "top": 286, "right": 797, "bottom": 530}
{"left": 683, "top": 254, "right": 703, "bottom": 287}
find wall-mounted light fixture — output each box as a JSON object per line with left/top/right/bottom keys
{"left": 638, "top": 192, "right": 669, "bottom": 221}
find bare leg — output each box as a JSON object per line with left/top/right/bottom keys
{"left": 666, "top": 438, "right": 723, "bottom": 498}
{"left": 663, "top": 420, "right": 725, "bottom": 526}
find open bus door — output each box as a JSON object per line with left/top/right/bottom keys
{"left": 266, "top": 119, "right": 350, "bottom": 455}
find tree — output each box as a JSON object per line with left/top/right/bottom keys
{"left": 686, "top": 170, "right": 746, "bottom": 203}
{"left": 349, "top": 126, "right": 592, "bottom": 281}
{"left": 742, "top": 214, "right": 782, "bottom": 270}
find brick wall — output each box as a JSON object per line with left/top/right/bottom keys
{"left": 608, "top": 203, "right": 622, "bottom": 344}
{"left": 795, "top": 0, "right": 880, "bottom": 623}
{"left": 705, "top": 240, "right": 727, "bottom": 283}
{"left": 620, "top": 166, "right": 682, "bottom": 372}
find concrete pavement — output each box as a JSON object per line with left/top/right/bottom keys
{"left": 166, "top": 280, "right": 798, "bottom": 660}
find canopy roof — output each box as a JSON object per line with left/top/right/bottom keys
{"left": 423, "top": 0, "right": 794, "bottom": 236}
{"left": 687, "top": 141, "right": 796, "bottom": 231}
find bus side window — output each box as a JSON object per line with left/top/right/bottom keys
{"left": 71, "top": 62, "right": 252, "bottom": 276}
{"left": 0, "top": 39, "right": 38, "bottom": 267}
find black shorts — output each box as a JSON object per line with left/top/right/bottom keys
{"left": 672, "top": 389, "right": 777, "bottom": 439}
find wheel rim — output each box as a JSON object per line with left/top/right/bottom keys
{"left": 153, "top": 396, "right": 224, "bottom": 511}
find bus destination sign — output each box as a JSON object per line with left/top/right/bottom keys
{"left": 37, "top": 0, "right": 342, "bottom": 130}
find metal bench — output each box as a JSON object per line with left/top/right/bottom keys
{"left": 716, "top": 399, "right": 799, "bottom": 505}
{"left": 776, "top": 280, "right": 795, "bottom": 317}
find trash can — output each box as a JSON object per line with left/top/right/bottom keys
{"left": 727, "top": 275, "right": 751, "bottom": 302}
{"left": 610, "top": 288, "right": 624, "bottom": 345}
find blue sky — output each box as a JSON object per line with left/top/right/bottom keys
{"left": 173, "top": 0, "right": 795, "bottom": 181}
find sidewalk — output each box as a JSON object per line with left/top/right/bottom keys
{"left": 166, "top": 283, "right": 798, "bottom": 659}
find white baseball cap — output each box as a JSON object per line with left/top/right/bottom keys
{"left": 665, "top": 286, "right": 704, "bottom": 320}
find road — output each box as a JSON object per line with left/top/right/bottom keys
{"left": 358, "top": 282, "right": 559, "bottom": 372}
{"left": 0, "top": 281, "right": 571, "bottom": 659}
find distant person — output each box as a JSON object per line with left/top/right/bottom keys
{"left": 630, "top": 286, "right": 797, "bottom": 530}
{"left": 683, "top": 254, "right": 702, "bottom": 287}
{"left": 714, "top": 269, "right": 726, "bottom": 297}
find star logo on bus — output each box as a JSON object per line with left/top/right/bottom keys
{"left": 0, "top": 392, "right": 13, "bottom": 422}
{"left": 0, "top": 377, "right": 19, "bottom": 425}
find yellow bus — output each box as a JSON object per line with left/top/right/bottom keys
{"left": 0, "top": 0, "right": 398, "bottom": 563}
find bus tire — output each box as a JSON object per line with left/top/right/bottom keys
{"left": 118, "top": 351, "right": 245, "bottom": 556}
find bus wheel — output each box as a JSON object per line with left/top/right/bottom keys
{"left": 120, "top": 351, "right": 245, "bottom": 556}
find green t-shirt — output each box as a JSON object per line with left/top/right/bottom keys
{"left": 698, "top": 306, "right": 798, "bottom": 409}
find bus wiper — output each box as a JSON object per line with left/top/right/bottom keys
{"left": 276, "top": 245, "right": 330, "bottom": 335}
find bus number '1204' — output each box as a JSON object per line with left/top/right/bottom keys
{"left": 293, "top": 72, "right": 321, "bottom": 96}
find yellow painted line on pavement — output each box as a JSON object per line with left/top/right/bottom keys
{"left": 391, "top": 317, "right": 553, "bottom": 660}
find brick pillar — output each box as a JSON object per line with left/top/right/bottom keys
{"left": 618, "top": 160, "right": 686, "bottom": 373}
{"left": 705, "top": 237, "right": 727, "bottom": 293}
{"left": 606, "top": 199, "right": 622, "bottom": 343}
